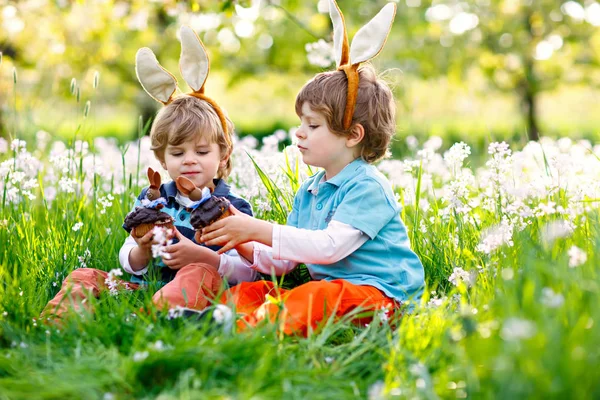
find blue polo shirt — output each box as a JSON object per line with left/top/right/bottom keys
{"left": 123, "top": 178, "right": 252, "bottom": 284}
{"left": 287, "top": 158, "right": 424, "bottom": 302}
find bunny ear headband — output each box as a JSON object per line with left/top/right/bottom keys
{"left": 135, "top": 26, "right": 231, "bottom": 147}
{"left": 328, "top": 0, "right": 396, "bottom": 130}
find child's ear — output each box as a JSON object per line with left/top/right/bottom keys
{"left": 219, "top": 148, "right": 232, "bottom": 168}
{"left": 346, "top": 123, "right": 365, "bottom": 148}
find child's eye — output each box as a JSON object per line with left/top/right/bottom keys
{"left": 171, "top": 152, "right": 183, "bottom": 157}
{"left": 308, "top": 125, "right": 319, "bottom": 129}
{"left": 196, "top": 151, "right": 209, "bottom": 155}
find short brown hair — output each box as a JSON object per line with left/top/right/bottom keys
{"left": 150, "top": 95, "right": 234, "bottom": 178}
{"left": 295, "top": 64, "right": 395, "bottom": 163}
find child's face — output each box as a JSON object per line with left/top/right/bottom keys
{"left": 296, "top": 102, "right": 356, "bottom": 179}
{"left": 160, "top": 135, "right": 225, "bottom": 191}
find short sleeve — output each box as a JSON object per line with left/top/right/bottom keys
{"left": 332, "top": 178, "right": 398, "bottom": 239}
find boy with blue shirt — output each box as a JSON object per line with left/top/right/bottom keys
{"left": 200, "top": 0, "right": 424, "bottom": 336}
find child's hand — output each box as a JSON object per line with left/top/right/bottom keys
{"left": 162, "top": 229, "right": 218, "bottom": 270}
{"left": 201, "top": 205, "right": 273, "bottom": 254}
{"left": 132, "top": 230, "right": 154, "bottom": 254}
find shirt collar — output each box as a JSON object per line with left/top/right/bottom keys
{"left": 163, "top": 178, "right": 230, "bottom": 200}
{"left": 307, "top": 158, "right": 366, "bottom": 194}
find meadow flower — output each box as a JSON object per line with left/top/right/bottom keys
{"left": 72, "top": 222, "right": 84, "bottom": 231}
{"left": 58, "top": 177, "right": 77, "bottom": 193}
{"left": 444, "top": 142, "right": 471, "bottom": 170}
{"left": 0, "top": 138, "right": 7, "bottom": 153}
{"left": 476, "top": 217, "right": 514, "bottom": 254}
{"left": 305, "top": 39, "right": 334, "bottom": 68}
{"left": 11, "top": 139, "right": 27, "bottom": 153}
{"left": 448, "top": 267, "right": 475, "bottom": 287}
{"left": 367, "top": 380, "right": 385, "bottom": 400}
{"left": 105, "top": 269, "right": 123, "bottom": 296}
{"left": 151, "top": 226, "right": 173, "bottom": 260}
{"left": 540, "top": 219, "right": 574, "bottom": 244}
{"left": 567, "top": 245, "right": 587, "bottom": 267}
{"left": 540, "top": 288, "right": 565, "bottom": 308}
{"left": 132, "top": 351, "right": 149, "bottom": 362}
{"left": 500, "top": 318, "right": 536, "bottom": 341}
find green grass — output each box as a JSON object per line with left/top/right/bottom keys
{"left": 1, "top": 133, "right": 599, "bottom": 399}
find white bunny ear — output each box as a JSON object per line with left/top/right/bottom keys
{"left": 135, "top": 47, "right": 178, "bottom": 104}
{"left": 329, "top": 0, "right": 349, "bottom": 67}
{"left": 179, "top": 25, "right": 209, "bottom": 93}
{"left": 349, "top": 3, "right": 396, "bottom": 65}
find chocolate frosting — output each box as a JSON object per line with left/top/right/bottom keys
{"left": 123, "top": 207, "right": 173, "bottom": 230}
{"left": 190, "top": 196, "right": 231, "bottom": 229}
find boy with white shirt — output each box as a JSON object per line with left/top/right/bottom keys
{"left": 42, "top": 96, "right": 257, "bottom": 320}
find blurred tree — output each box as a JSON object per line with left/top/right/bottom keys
{"left": 392, "top": 0, "right": 600, "bottom": 141}
{"left": 1, "top": 0, "right": 599, "bottom": 142}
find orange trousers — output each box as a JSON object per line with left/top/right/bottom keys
{"left": 41, "top": 263, "right": 222, "bottom": 320}
{"left": 220, "top": 279, "right": 397, "bottom": 337}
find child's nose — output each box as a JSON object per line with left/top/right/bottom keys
{"left": 183, "top": 152, "right": 197, "bottom": 164}
{"left": 295, "top": 127, "right": 306, "bottom": 139}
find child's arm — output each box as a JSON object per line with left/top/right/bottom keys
{"left": 202, "top": 211, "right": 367, "bottom": 265}
{"left": 119, "top": 231, "right": 154, "bottom": 275}
{"left": 218, "top": 249, "right": 258, "bottom": 285}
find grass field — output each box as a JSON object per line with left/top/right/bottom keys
{"left": 0, "top": 130, "right": 599, "bottom": 398}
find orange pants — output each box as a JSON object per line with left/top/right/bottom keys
{"left": 221, "top": 279, "right": 397, "bottom": 336}
{"left": 41, "top": 263, "right": 222, "bottom": 320}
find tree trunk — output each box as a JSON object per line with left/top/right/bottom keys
{"left": 521, "top": 79, "right": 540, "bottom": 142}
{"left": 520, "top": 8, "right": 540, "bottom": 142}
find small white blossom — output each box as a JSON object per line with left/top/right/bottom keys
{"left": 501, "top": 318, "right": 537, "bottom": 341}
{"left": 72, "top": 222, "right": 84, "bottom": 232}
{"left": 540, "top": 288, "right": 565, "bottom": 308}
{"left": 132, "top": 351, "right": 149, "bottom": 362}
{"left": 305, "top": 39, "right": 334, "bottom": 67}
{"left": 448, "top": 267, "right": 475, "bottom": 287}
{"left": 567, "top": 246, "right": 587, "bottom": 268}
{"left": 105, "top": 268, "right": 123, "bottom": 296}
{"left": 151, "top": 226, "right": 173, "bottom": 260}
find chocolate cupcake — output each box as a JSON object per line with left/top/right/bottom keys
{"left": 190, "top": 196, "right": 232, "bottom": 242}
{"left": 124, "top": 205, "right": 174, "bottom": 238}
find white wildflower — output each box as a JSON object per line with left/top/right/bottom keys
{"left": 500, "top": 318, "right": 536, "bottom": 341}
{"left": 105, "top": 268, "right": 123, "bottom": 296}
{"left": 476, "top": 218, "right": 514, "bottom": 254}
{"left": 540, "top": 288, "right": 565, "bottom": 308}
{"left": 567, "top": 245, "right": 587, "bottom": 268}
{"left": 444, "top": 142, "right": 471, "bottom": 170}
{"left": 540, "top": 219, "right": 574, "bottom": 244}
{"left": 132, "top": 351, "right": 149, "bottom": 362}
{"left": 11, "top": 139, "right": 27, "bottom": 152}
{"left": 151, "top": 226, "right": 174, "bottom": 260}
{"left": 448, "top": 267, "right": 475, "bottom": 287}
{"left": 305, "top": 39, "right": 334, "bottom": 68}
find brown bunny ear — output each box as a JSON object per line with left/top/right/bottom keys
{"left": 176, "top": 176, "right": 196, "bottom": 196}
{"left": 147, "top": 167, "right": 155, "bottom": 185}
{"left": 152, "top": 171, "right": 161, "bottom": 188}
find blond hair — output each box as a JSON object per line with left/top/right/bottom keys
{"left": 295, "top": 64, "right": 395, "bottom": 163}
{"left": 150, "top": 95, "right": 234, "bottom": 178}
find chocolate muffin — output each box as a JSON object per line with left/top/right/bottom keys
{"left": 124, "top": 207, "right": 175, "bottom": 238}
{"left": 190, "top": 196, "right": 232, "bottom": 242}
